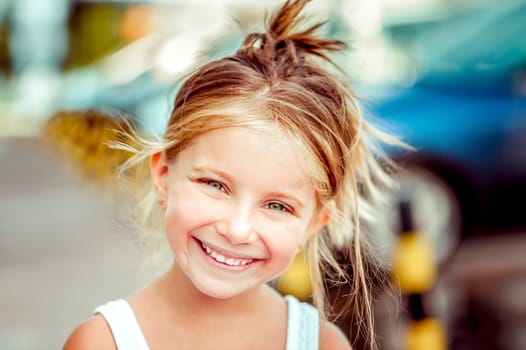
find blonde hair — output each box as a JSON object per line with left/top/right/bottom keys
{"left": 119, "top": 1, "right": 401, "bottom": 348}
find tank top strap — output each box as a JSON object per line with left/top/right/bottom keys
{"left": 284, "top": 295, "right": 320, "bottom": 350}
{"left": 94, "top": 299, "right": 150, "bottom": 350}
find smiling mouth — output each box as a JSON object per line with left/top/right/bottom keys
{"left": 198, "top": 240, "right": 256, "bottom": 267}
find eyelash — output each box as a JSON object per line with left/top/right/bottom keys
{"left": 200, "top": 179, "right": 227, "bottom": 192}
{"left": 264, "top": 202, "right": 291, "bottom": 213}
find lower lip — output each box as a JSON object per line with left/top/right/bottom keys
{"left": 194, "top": 238, "right": 259, "bottom": 272}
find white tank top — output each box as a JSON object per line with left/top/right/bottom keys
{"left": 94, "top": 295, "right": 319, "bottom": 350}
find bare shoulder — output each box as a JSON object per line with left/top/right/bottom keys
{"left": 63, "top": 315, "right": 115, "bottom": 350}
{"left": 319, "top": 320, "right": 352, "bottom": 350}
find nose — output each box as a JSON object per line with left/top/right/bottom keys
{"left": 216, "top": 202, "right": 257, "bottom": 245}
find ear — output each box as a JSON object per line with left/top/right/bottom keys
{"left": 297, "top": 205, "right": 333, "bottom": 253}
{"left": 305, "top": 201, "right": 334, "bottom": 241}
{"left": 150, "top": 151, "right": 169, "bottom": 210}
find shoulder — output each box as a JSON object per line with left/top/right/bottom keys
{"left": 63, "top": 315, "right": 115, "bottom": 350}
{"left": 319, "top": 320, "right": 352, "bottom": 350}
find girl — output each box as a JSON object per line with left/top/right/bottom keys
{"left": 64, "top": 0, "right": 400, "bottom": 349}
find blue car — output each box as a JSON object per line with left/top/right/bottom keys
{"left": 365, "top": 0, "right": 526, "bottom": 262}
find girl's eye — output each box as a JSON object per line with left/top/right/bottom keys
{"left": 265, "top": 202, "right": 290, "bottom": 213}
{"left": 202, "top": 179, "right": 225, "bottom": 192}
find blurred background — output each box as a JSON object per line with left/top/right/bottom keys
{"left": 0, "top": 0, "right": 525, "bottom": 349}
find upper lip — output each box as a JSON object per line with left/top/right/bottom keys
{"left": 196, "top": 238, "right": 265, "bottom": 260}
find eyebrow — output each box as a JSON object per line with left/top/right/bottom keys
{"left": 191, "top": 165, "right": 307, "bottom": 210}
{"left": 191, "top": 166, "right": 233, "bottom": 183}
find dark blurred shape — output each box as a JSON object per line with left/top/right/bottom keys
{"left": 0, "top": 13, "right": 10, "bottom": 76}
{"left": 408, "top": 293, "right": 426, "bottom": 321}
{"left": 399, "top": 199, "right": 414, "bottom": 233}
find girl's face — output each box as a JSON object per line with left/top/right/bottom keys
{"left": 151, "top": 126, "right": 329, "bottom": 299}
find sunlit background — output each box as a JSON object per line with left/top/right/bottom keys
{"left": 0, "top": 0, "right": 525, "bottom": 349}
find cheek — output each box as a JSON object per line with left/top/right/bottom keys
{"left": 259, "top": 219, "right": 308, "bottom": 262}
{"left": 164, "top": 186, "right": 219, "bottom": 244}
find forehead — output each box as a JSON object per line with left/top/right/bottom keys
{"left": 185, "top": 125, "right": 299, "bottom": 167}
{"left": 174, "top": 125, "right": 315, "bottom": 190}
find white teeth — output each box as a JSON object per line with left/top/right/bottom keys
{"left": 201, "top": 242, "right": 253, "bottom": 267}
{"left": 226, "top": 258, "right": 239, "bottom": 266}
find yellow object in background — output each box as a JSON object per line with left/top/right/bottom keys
{"left": 42, "top": 110, "right": 140, "bottom": 185}
{"left": 391, "top": 231, "right": 437, "bottom": 294}
{"left": 275, "top": 252, "right": 312, "bottom": 301}
{"left": 391, "top": 200, "right": 446, "bottom": 350}
{"left": 406, "top": 318, "right": 446, "bottom": 350}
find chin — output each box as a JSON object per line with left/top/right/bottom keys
{"left": 196, "top": 284, "right": 245, "bottom": 300}
{"left": 192, "top": 279, "right": 257, "bottom": 300}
